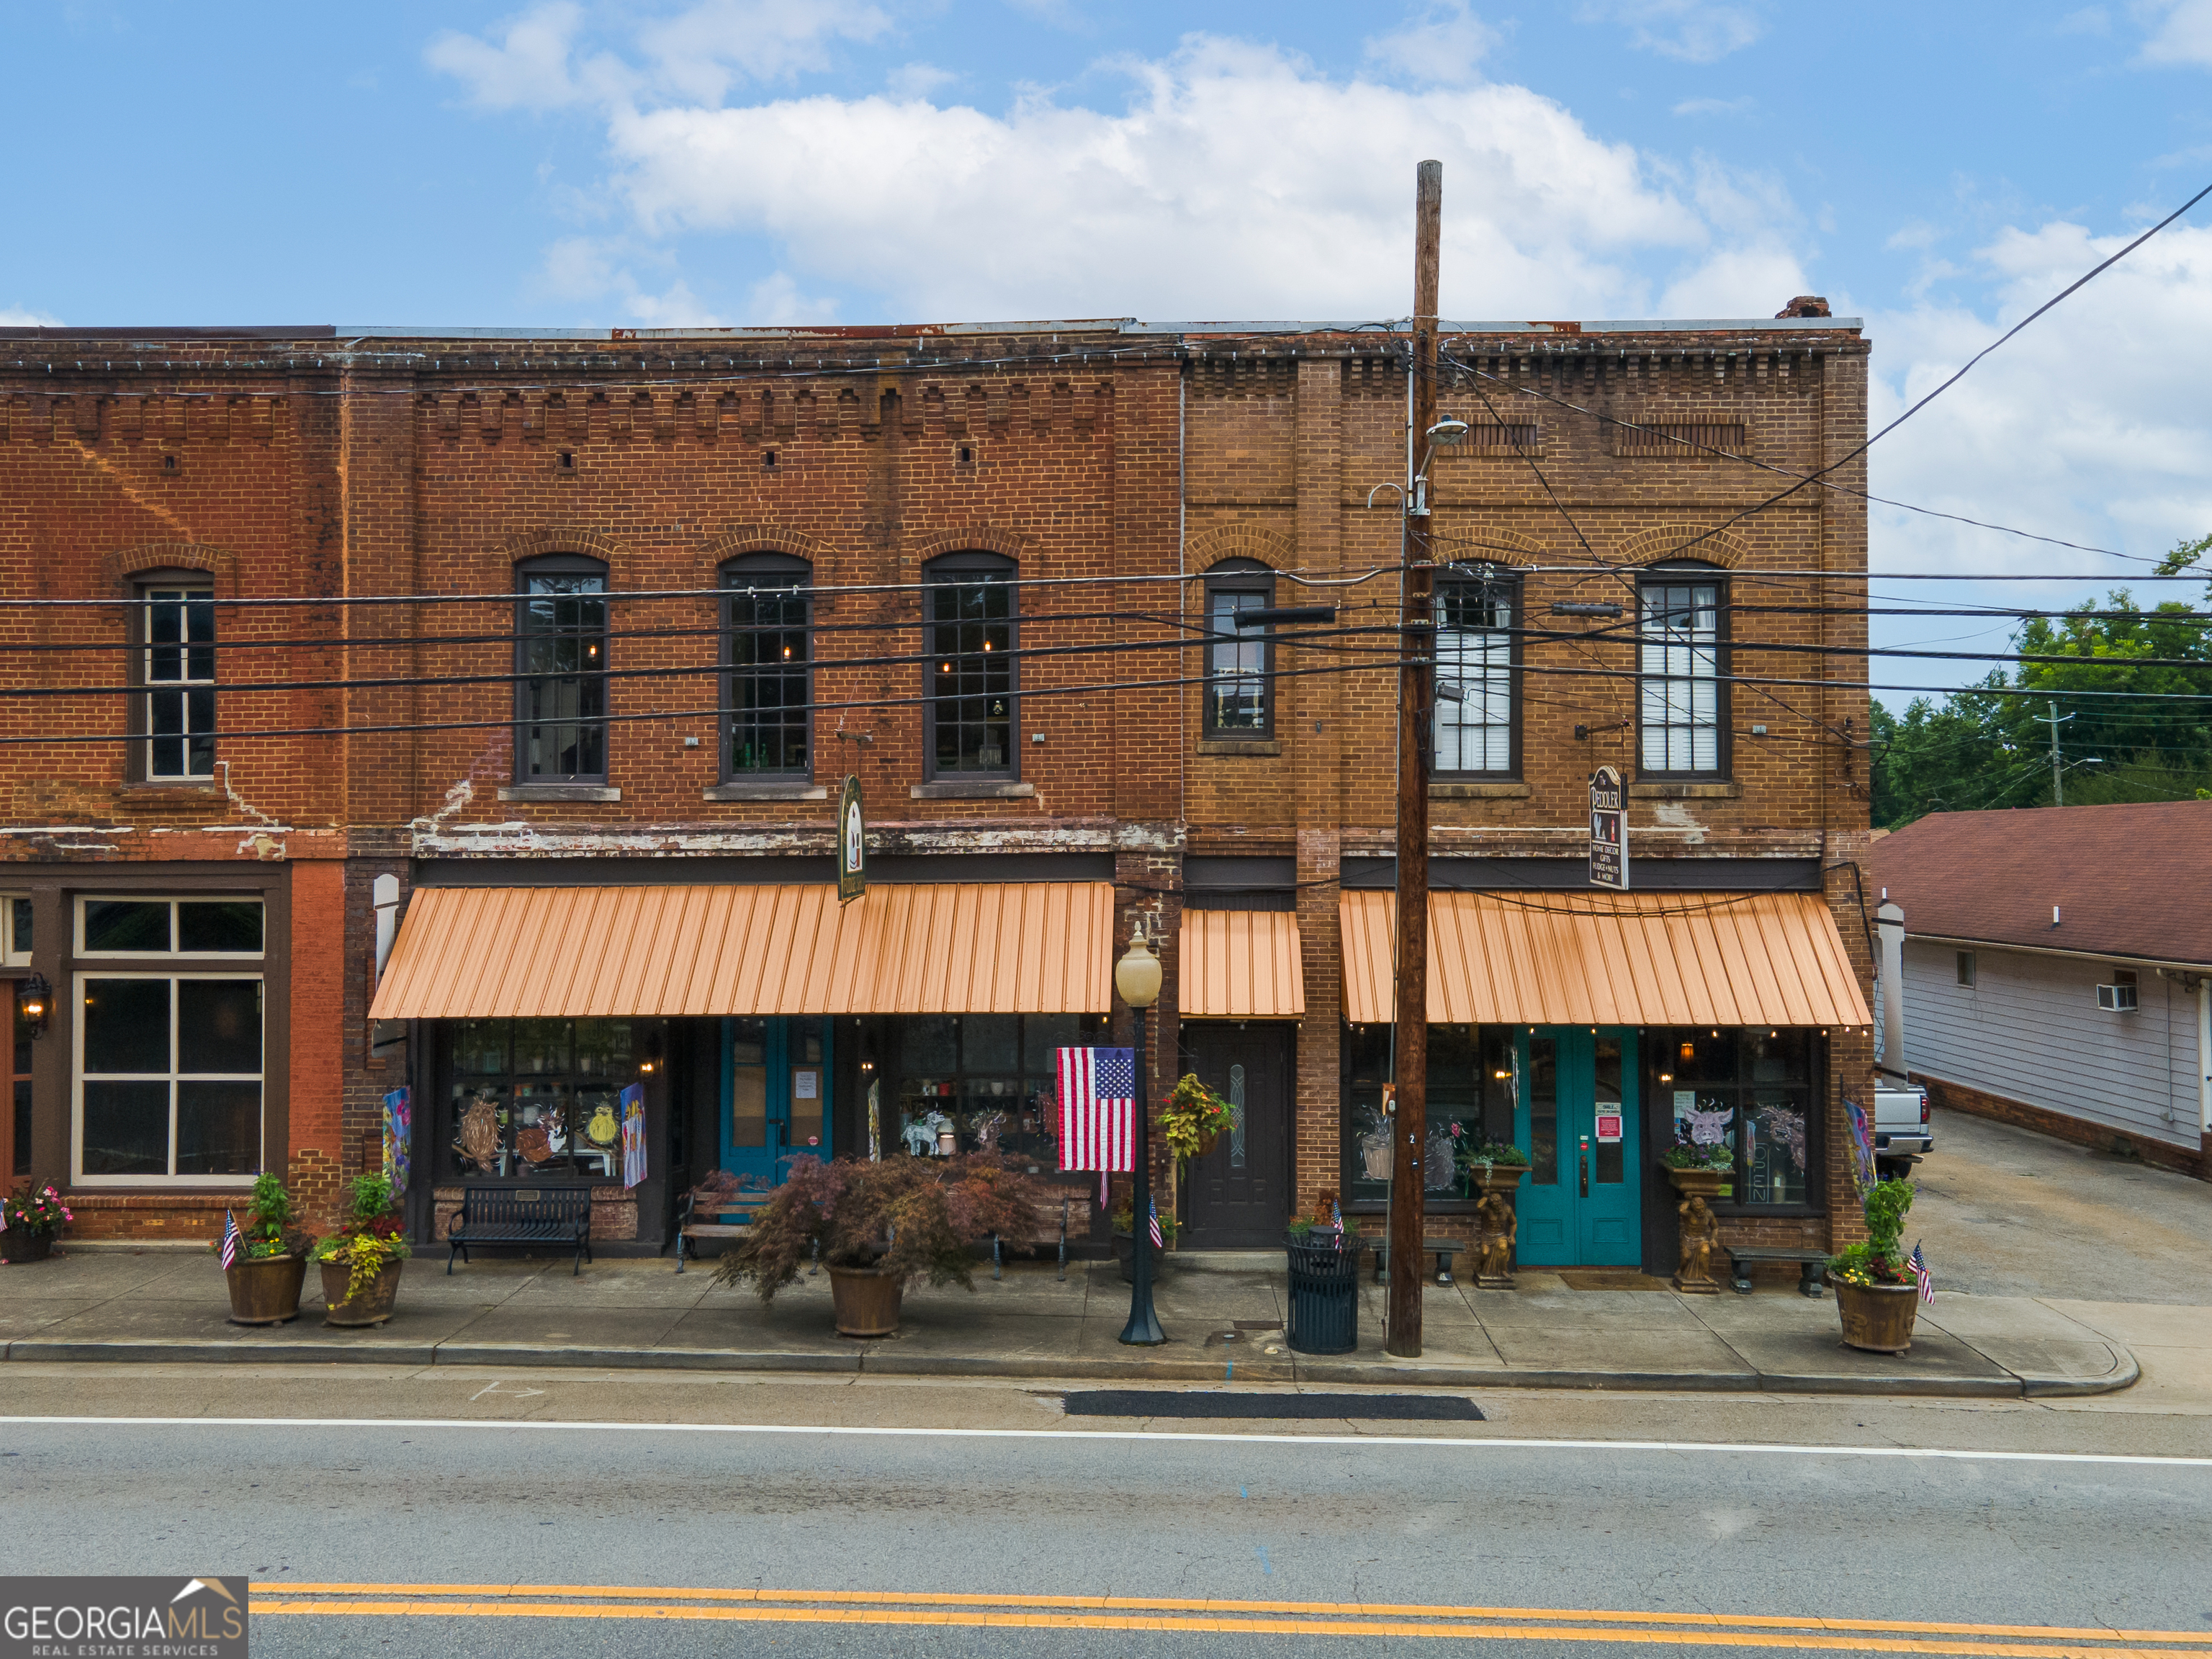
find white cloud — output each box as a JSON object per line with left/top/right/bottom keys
{"left": 743, "top": 271, "right": 841, "bottom": 325}
{"left": 622, "top": 278, "right": 728, "bottom": 326}
{"left": 886, "top": 61, "right": 957, "bottom": 100}
{"left": 0, "top": 304, "right": 62, "bottom": 326}
{"left": 588, "top": 37, "right": 1812, "bottom": 320}
{"left": 1581, "top": 1, "right": 1765, "bottom": 63}
{"left": 1363, "top": 3, "right": 1501, "bottom": 86}
{"left": 426, "top": 1, "right": 612, "bottom": 110}
{"left": 2139, "top": 0, "right": 2212, "bottom": 64}
{"left": 1671, "top": 94, "right": 1754, "bottom": 116}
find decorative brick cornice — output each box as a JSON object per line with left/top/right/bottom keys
{"left": 500, "top": 526, "right": 629, "bottom": 565}
{"left": 1613, "top": 525, "right": 1747, "bottom": 570}
{"left": 1451, "top": 526, "right": 1542, "bottom": 570}
{"left": 701, "top": 524, "right": 835, "bottom": 567}
{"left": 1187, "top": 523, "right": 1295, "bottom": 572}
{"left": 99, "top": 541, "right": 240, "bottom": 595}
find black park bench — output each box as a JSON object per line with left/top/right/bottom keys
{"left": 1367, "top": 1236, "right": 1462, "bottom": 1286}
{"left": 1724, "top": 1244, "right": 1827, "bottom": 1298}
{"left": 673, "top": 1186, "right": 772, "bottom": 1273}
{"left": 447, "top": 1183, "right": 594, "bottom": 1276}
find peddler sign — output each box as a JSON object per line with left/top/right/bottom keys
{"left": 2, "top": 1577, "right": 248, "bottom": 1658}
{"left": 1588, "top": 765, "right": 1628, "bottom": 891}
{"left": 837, "top": 775, "right": 867, "bottom": 905}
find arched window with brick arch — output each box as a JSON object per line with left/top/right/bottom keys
{"left": 721, "top": 550, "right": 812, "bottom": 781}
{"left": 129, "top": 568, "right": 217, "bottom": 782}
{"left": 514, "top": 552, "right": 608, "bottom": 784}
{"left": 1637, "top": 559, "right": 1729, "bottom": 779}
{"left": 924, "top": 551, "right": 1017, "bottom": 778}
{"left": 1203, "top": 557, "right": 1275, "bottom": 739}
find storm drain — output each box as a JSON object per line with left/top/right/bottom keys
{"left": 1061, "top": 1391, "right": 1483, "bottom": 1421}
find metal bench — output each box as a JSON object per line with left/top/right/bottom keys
{"left": 446, "top": 1183, "right": 594, "bottom": 1276}
{"left": 1724, "top": 1244, "right": 1827, "bottom": 1297}
{"left": 673, "top": 1187, "right": 771, "bottom": 1273}
{"left": 1367, "top": 1236, "right": 1464, "bottom": 1286}
{"left": 989, "top": 1192, "right": 1091, "bottom": 1283}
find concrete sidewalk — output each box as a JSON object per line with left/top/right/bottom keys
{"left": 0, "top": 1245, "right": 2145, "bottom": 1398}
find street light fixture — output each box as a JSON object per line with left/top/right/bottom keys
{"left": 1115, "top": 928, "right": 1166, "bottom": 1347}
{"left": 1408, "top": 418, "right": 1470, "bottom": 517}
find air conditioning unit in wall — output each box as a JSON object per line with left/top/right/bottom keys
{"left": 2097, "top": 983, "right": 2139, "bottom": 1012}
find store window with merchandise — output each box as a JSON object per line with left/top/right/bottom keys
{"left": 441, "top": 1018, "right": 653, "bottom": 1182}
{"left": 1653, "top": 1028, "right": 1822, "bottom": 1210}
{"left": 1341, "top": 1023, "right": 1516, "bottom": 1209}
{"left": 881, "top": 1013, "right": 1109, "bottom": 1172}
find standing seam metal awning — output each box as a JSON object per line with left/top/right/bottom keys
{"left": 1178, "top": 910, "right": 1305, "bottom": 1019}
{"left": 369, "top": 882, "right": 1115, "bottom": 1019}
{"left": 1339, "top": 889, "right": 1874, "bottom": 1028}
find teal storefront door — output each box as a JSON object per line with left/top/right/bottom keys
{"left": 719, "top": 1016, "right": 832, "bottom": 1185}
{"left": 1514, "top": 1028, "right": 1640, "bottom": 1265}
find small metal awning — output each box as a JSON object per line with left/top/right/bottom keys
{"left": 1178, "top": 909, "right": 1305, "bottom": 1019}
{"left": 1339, "top": 889, "right": 1874, "bottom": 1029}
{"left": 369, "top": 881, "right": 1115, "bottom": 1019}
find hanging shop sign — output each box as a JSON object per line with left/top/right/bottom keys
{"left": 1588, "top": 765, "right": 1627, "bottom": 891}
{"left": 837, "top": 774, "right": 868, "bottom": 905}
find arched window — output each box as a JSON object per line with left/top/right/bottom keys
{"left": 514, "top": 553, "right": 608, "bottom": 783}
{"left": 1434, "top": 566, "right": 1519, "bottom": 777}
{"left": 130, "top": 569, "right": 217, "bottom": 781}
{"left": 925, "top": 552, "right": 1017, "bottom": 778}
{"left": 722, "top": 552, "right": 812, "bottom": 780}
{"left": 1203, "top": 558, "right": 1274, "bottom": 738}
{"left": 1638, "top": 561, "right": 1727, "bottom": 778}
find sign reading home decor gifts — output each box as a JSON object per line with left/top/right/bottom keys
{"left": 1588, "top": 765, "right": 1628, "bottom": 891}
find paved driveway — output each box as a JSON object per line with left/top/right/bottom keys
{"left": 1910, "top": 1106, "right": 2212, "bottom": 1302}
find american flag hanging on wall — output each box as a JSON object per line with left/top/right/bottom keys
{"left": 1056, "top": 1047, "right": 1136, "bottom": 1177}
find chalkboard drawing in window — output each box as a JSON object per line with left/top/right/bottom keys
{"left": 926, "top": 554, "right": 1017, "bottom": 776}
{"left": 1203, "top": 559, "right": 1274, "bottom": 738}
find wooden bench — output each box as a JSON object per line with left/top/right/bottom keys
{"left": 673, "top": 1187, "right": 771, "bottom": 1273}
{"left": 446, "top": 1183, "right": 593, "bottom": 1277}
{"left": 1368, "top": 1236, "right": 1463, "bottom": 1286}
{"left": 1725, "top": 1244, "right": 1827, "bottom": 1298}
{"left": 990, "top": 1192, "right": 1092, "bottom": 1282}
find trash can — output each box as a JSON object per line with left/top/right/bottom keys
{"left": 1285, "top": 1231, "right": 1364, "bottom": 1355}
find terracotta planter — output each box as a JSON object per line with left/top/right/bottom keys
{"left": 320, "top": 1259, "right": 404, "bottom": 1327}
{"left": 225, "top": 1254, "right": 307, "bottom": 1325}
{"left": 1, "top": 1227, "right": 56, "bottom": 1264}
{"left": 1111, "top": 1230, "right": 1176, "bottom": 1283}
{"left": 1665, "top": 1168, "right": 1729, "bottom": 1294}
{"left": 1833, "top": 1278, "right": 1920, "bottom": 1353}
{"left": 827, "top": 1264, "right": 903, "bottom": 1337}
{"left": 1468, "top": 1164, "right": 1526, "bottom": 1288}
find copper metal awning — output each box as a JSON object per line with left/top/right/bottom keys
{"left": 1178, "top": 909, "right": 1305, "bottom": 1019}
{"left": 1339, "top": 889, "right": 1874, "bottom": 1028}
{"left": 369, "top": 881, "right": 1115, "bottom": 1019}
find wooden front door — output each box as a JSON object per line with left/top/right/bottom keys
{"left": 1178, "top": 1022, "right": 1293, "bottom": 1249}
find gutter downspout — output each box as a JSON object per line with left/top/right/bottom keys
{"left": 1876, "top": 901, "right": 1905, "bottom": 1082}
{"left": 2200, "top": 979, "right": 2211, "bottom": 1135}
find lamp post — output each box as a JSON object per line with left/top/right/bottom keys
{"left": 1115, "top": 928, "right": 1166, "bottom": 1346}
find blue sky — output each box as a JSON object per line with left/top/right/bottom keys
{"left": 10, "top": 1, "right": 2212, "bottom": 699}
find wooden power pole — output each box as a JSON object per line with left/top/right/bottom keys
{"left": 1388, "top": 159, "right": 1442, "bottom": 1358}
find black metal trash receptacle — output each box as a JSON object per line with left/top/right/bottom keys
{"left": 1285, "top": 1233, "right": 1364, "bottom": 1355}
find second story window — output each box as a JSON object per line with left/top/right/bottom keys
{"left": 926, "top": 552, "right": 1016, "bottom": 777}
{"left": 516, "top": 555, "right": 608, "bottom": 783}
{"left": 140, "top": 581, "right": 215, "bottom": 781}
{"left": 723, "top": 553, "right": 811, "bottom": 779}
{"left": 1204, "top": 559, "right": 1274, "bottom": 737}
{"left": 1434, "top": 570, "right": 1516, "bottom": 775}
{"left": 1639, "top": 567, "right": 1727, "bottom": 777}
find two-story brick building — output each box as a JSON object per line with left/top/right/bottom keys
{"left": 1, "top": 310, "right": 1875, "bottom": 1274}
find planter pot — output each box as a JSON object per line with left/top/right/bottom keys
{"left": 225, "top": 1254, "right": 307, "bottom": 1326}
{"left": 1285, "top": 1232, "right": 1364, "bottom": 1355}
{"left": 1833, "top": 1278, "right": 1921, "bottom": 1354}
{"left": 827, "top": 1264, "right": 903, "bottom": 1337}
{"left": 1665, "top": 1168, "right": 1729, "bottom": 1294}
{"left": 0, "top": 1227, "right": 56, "bottom": 1264}
{"left": 1468, "top": 1164, "right": 1527, "bottom": 1288}
{"left": 1194, "top": 1129, "right": 1220, "bottom": 1159}
{"left": 320, "top": 1259, "right": 404, "bottom": 1328}
{"left": 1111, "top": 1230, "right": 1176, "bottom": 1284}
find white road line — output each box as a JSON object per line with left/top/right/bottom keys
{"left": 1, "top": 1416, "right": 2208, "bottom": 1467}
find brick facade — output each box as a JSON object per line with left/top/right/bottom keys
{"left": 1, "top": 316, "right": 1875, "bottom": 1270}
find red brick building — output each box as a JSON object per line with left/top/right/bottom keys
{"left": 1, "top": 312, "right": 1876, "bottom": 1272}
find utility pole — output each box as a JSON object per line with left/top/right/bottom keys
{"left": 1388, "top": 159, "right": 1442, "bottom": 1359}
{"left": 2041, "top": 701, "right": 2072, "bottom": 806}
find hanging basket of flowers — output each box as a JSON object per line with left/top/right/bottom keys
{"left": 1159, "top": 1074, "right": 1235, "bottom": 1168}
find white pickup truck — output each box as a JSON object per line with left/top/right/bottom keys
{"left": 1873, "top": 1073, "right": 1931, "bottom": 1180}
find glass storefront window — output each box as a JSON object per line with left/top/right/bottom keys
{"left": 77, "top": 973, "right": 263, "bottom": 1181}
{"left": 1343, "top": 1024, "right": 1516, "bottom": 1206}
{"left": 1658, "top": 1028, "right": 1814, "bottom": 1207}
{"left": 446, "top": 1017, "right": 635, "bottom": 1181}
{"left": 891, "top": 1012, "right": 1106, "bottom": 1170}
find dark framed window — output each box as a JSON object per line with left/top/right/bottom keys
{"left": 723, "top": 552, "right": 811, "bottom": 779}
{"left": 1434, "top": 568, "right": 1518, "bottom": 776}
{"left": 138, "top": 580, "right": 216, "bottom": 781}
{"left": 1956, "top": 950, "right": 1976, "bottom": 987}
{"left": 925, "top": 552, "right": 1016, "bottom": 777}
{"left": 1638, "top": 567, "right": 1727, "bottom": 777}
{"left": 891, "top": 1012, "right": 1107, "bottom": 1169}
{"left": 1203, "top": 559, "right": 1274, "bottom": 737}
{"left": 1658, "top": 1028, "right": 1817, "bottom": 1208}
{"left": 515, "top": 554, "right": 608, "bottom": 783}
{"left": 1342, "top": 1023, "right": 1515, "bottom": 1208}
{"left": 444, "top": 1017, "right": 640, "bottom": 1182}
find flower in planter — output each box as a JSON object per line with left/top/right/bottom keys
{"left": 1159, "top": 1075, "right": 1235, "bottom": 1170}
{"left": 2, "top": 1180, "right": 73, "bottom": 1236}
{"left": 210, "top": 1172, "right": 315, "bottom": 1262}
{"left": 1827, "top": 1177, "right": 1919, "bottom": 1287}
{"left": 311, "top": 1173, "right": 413, "bottom": 1301}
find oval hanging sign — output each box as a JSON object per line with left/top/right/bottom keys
{"left": 837, "top": 774, "right": 867, "bottom": 904}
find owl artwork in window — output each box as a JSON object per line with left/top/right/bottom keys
{"left": 458, "top": 1094, "right": 501, "bottom": 1172}
{"left": 585, "top": 1104, "right": 619, "bottom": 1147}
{"left": 1681, "top": 1104, "right": 1735, "bottom": 1146}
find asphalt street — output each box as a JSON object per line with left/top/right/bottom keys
{"left": 5, "top": 1371, "right": 2210, "bottom": 1658}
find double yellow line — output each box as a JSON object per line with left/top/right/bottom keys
{"left": 253, "top": 1583, "right": 2212, "bottom": 1654}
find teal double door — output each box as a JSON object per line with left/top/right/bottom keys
{"left": 719, "top": 1016, "right": 832, "bottom": 1186}
{"left": 1513, "top": 1028, "right": 1641, "bottom": 1266}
